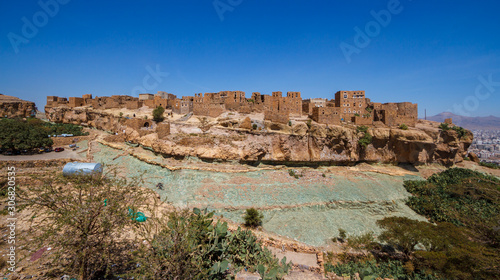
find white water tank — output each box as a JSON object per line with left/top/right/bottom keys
{"left": 63, "top": 162, "right": 103, "bottom": 176}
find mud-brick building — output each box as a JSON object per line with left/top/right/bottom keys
{"left": 335, "top": 90, "right": 368, "bottom": 122}
{"left": 193, "top": 93, "right": 225, "bottom": 118}
{"left": 302, "top": 98, "right": 329, "bottom": 115}
{"left": 46, "top": 96, "right": 68, "bottom": 106}
{"left": 264, "top": 91, "right": 302, "bottom": 116}
{"left": 222, "top": 91, "right": 246, "bottom": 111}
{"left": 373, "top": 102, "right": 418, "bottom": 127}
{"left": 311, "top": 106, "right": 341, "bottom": 125}
{"left": 173, "top": 96, "right": 194, "bottom": 115}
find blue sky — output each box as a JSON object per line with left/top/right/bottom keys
{"left": 1, "top": 0, "right": 499, "bottom": 117}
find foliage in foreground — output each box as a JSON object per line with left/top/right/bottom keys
{"left": 22, "top": 172, "right": 150, "bottom": 280}
{"left": 132, "top": 208, "right": 290, "bottom": 279}
{"left": 325, "top": 259, "right": 441, "bottom": 280}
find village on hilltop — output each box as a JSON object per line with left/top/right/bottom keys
{"left": 46, "top": 90, "right": 418, "bottom": 127}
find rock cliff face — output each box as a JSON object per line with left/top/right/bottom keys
{"left": 45, "top": 106, "right": 472, "bottom": 166}
{"left": 0, "top": 94, "right": 37, "bottom": 118}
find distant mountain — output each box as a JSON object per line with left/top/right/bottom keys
{"left": 425, "top": 112, "right": 500, "bottom": 130}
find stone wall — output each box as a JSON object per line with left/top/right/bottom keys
{"left": 264, "top": 110, "right": 289, "bottom": 124}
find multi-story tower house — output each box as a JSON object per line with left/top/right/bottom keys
{"left": 335, "top": 90, "right": 367, "bottom": 122}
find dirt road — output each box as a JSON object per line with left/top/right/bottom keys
{"left": 0, "top": 149, "right": 85, "bottom": 161}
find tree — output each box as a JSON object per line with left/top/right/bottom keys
{"left": 243, "top": 208, "right": 263, "bottom": 228}
{"left": 22, "top": 172, "right": 150, "bottom": 279}
{"left": 0, "top": 118, "right": 53, "bottom": 150}
{"left": 153, "top": 106, "right": 165, "bottom": 122}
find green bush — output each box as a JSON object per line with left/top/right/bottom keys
{"left": 243, "top": 208, "right": 264, "bottom": 228}
{"left": 358, "top": 133, "right": 373, "bottom": 148}
{"left": 438, "top": 123, "right": 450, "bottom": 130}
{"left": 480, "top": 161, "right": 499, "bottom": 169}
{"left": 288, "top": 169, "right": 300, "bottom": 179}
{"left": 356, "top": 125, "right": 368, "bottom": 133}
{"left": 451, "top": 126, "right": 467, "bottom": 138}
{"left": 253, "top": 124, "right": 258, "bottom": 130}
{"left": 399, "top": 124, "right": 408, "bottom": 130}
{"left": 153, "top": 106, "right": 165, "bottom": 122}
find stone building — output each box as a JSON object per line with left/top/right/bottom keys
{"left": 335, "top": 90, "right": 368, "bottom": 122}
{"left": 173, "top": 96, "right": 194, "bottom": 115}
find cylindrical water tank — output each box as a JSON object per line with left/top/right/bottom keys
{"left": 63, "top": 162, "right": 103, "bottom": 176}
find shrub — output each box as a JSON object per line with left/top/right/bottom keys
{"left": 288, "top": 120, "right": 292, "bottom": 126}
{"left": 356, "top": 125, "right": 368, "bottom": 133}
{"left": 132, "top": 208, "right": 288, "bottom": 279}
{"left": 354, "top": 113, "right": 360, "bottom": 117}
{"left": 244, "top": 208, "right": 264, "bottom": 228}
{"left": 358, "top": 133, "right": 373, "bottom": 148}
{"left": 152, "top": 106, "right": 165, "bottom": 122}
{"left": 453, "top": 126, "right": 468, "bottom": 138}
{"left": 23, "top": 173, "right": 150, "bottom": 279}
{"left": 399, "top": 124, "right": 408, "bottom": 130}
{"left": 337, "top": 228, "right": 347, "bottom": 241}
{"left": 119, "top": 112, "right": 123, "bottom": 117}
{"left": 438, "top": 123, "right": 450, "bottom": 130}
{"left": 480, "top": 161, "right": 499, "bottom": 169}
{"left": 252, "top": 124, "right": 258, "bottom": 130}
{"left": 288, "top": 169, "right": 300, "bottom": 179}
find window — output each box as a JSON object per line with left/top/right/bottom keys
{"left": 359, "top": 104, "right": 362, "bottom": 107}
{"left": 344, "top": 95, "right": 347, "bottom": 99}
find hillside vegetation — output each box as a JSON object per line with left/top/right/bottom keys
{"left": 326, "top": 168, "right": 500, "bottom": 279}
{"left": 0, "top": 118, "right": 87, "bottom": 150}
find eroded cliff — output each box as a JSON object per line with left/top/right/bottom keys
{"left": 45, "top": 106, "right": 472, "bottom": 166}
{"left": 0, "top": 94, "right": 36, "bottom": 118}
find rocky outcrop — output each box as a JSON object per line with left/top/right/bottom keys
{"left": 0, "top": 94, "right": 37, "bottom": 118}
{"left": 45, "top": 106, "right": 473, "bottom": 166}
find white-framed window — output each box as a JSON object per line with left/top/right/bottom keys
{"left": 344, "top": 95, "right": 347, "bottom": 99}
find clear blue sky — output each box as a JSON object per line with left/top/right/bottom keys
{"left": 1, "top": 0, "right": 499, "bottom": 117}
